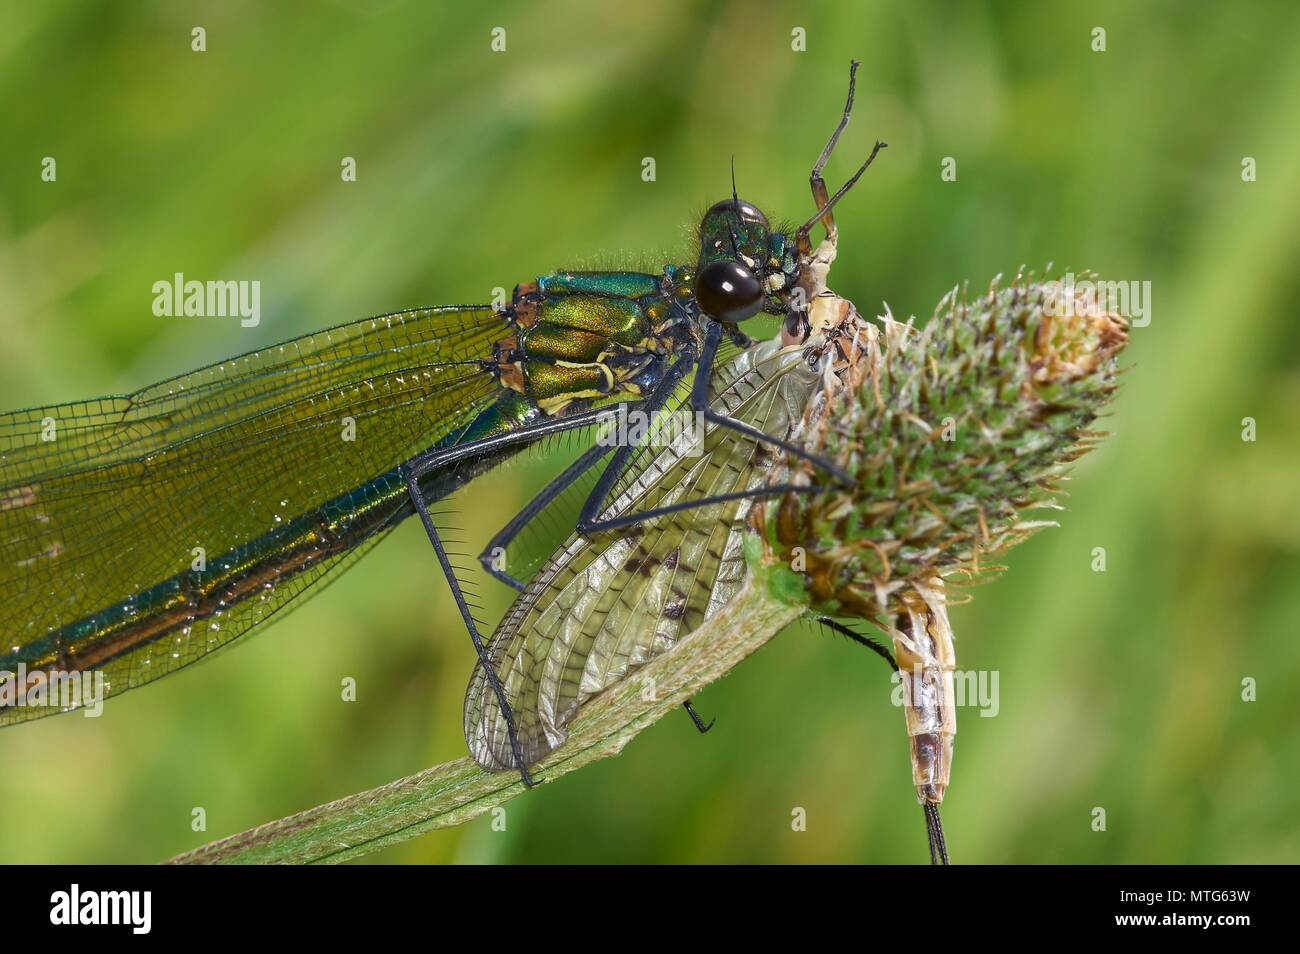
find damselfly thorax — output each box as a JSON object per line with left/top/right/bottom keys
{"left": 488, "top": 274, "right": 688, "bottom": 415}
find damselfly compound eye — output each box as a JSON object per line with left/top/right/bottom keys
{"left": 695, "top": 260, "right": 764, "bottom": 323}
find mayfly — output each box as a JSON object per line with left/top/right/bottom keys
{"left": 0, "top": 65, "right": 885, "bottom": 791}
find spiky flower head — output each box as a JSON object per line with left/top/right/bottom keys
{"left": 756, "top": 271, "right": 1129, "bottom": 626}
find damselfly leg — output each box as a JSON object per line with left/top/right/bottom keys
{"left": 683, "top": 700, "right": 715, "bottom": 734}
{"left": 477, "top": 351, "right": 698, "bottom": 592}
{"left": 406, "top": 503, "right": 535, "bottom": 784}
{"left": 479, "top": 323, "right": 848, "bottom": 582}
{"left": 576, "top": 322, "right": 851, "bottom": 535}
{"left": 405, "top": 327, "right": 811, "bottom": 781}
{"left": 685, "top": 322, "right": 853, "bottom": 485}
{"left": 403, "top": 400, "right": 651, "bottom": 786}
{"left": 469, "top": 326, "right": 844, "bottom": 741}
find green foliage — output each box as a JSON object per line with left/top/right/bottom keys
{"left": 764, "top": 564, "right": 810, "bottom": 607}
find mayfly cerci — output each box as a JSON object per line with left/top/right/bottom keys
{"left": 0, "top": 62, "right": 912, "bottom": 851}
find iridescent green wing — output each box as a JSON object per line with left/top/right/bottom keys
{"left": 465, "top": 340, "right": 816, "bottom": 769}
{"left": 0, "top": 306, "right": 510, "bottom": 723}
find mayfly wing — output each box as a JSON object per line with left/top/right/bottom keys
{"left": 465, "top": 338, "right": 819, "bottom": 769}
{"left": 0, "top": 306, "right": 512, "bottom": 722}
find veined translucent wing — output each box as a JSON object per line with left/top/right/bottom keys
{"left": 465, "top": 338, "right": 821, "bottom": 769}
{"left": 0, "top": 306, "right": 511, "bottom": 722}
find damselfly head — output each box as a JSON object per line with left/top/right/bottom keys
{"left": 694, "top": 197, "right": 798, "bottom": 324}
{"left": 704, "top": 196, "right": 768, "bottom": 231}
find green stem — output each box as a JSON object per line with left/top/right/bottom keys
{"left": 168, "top": 576, "right": 802, "bottom": 865}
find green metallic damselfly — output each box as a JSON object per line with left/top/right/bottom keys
{"left": 0, "top": 62, "right": 907, "bottom": 830}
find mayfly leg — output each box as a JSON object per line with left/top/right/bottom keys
{"left": 795, "top": 60, "right": 888, "bottom": 257}
{"left": 812, "top": 616, "right": 896, "bottom": 670}
{"left": 803, "top": 59, "right": 861, "bottom": 248}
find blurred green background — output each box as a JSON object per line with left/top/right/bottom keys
{"left": 2, "top": 0, "right": 1297, "bottom": 864}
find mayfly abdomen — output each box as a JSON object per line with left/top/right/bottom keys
{"left": 890, "top": 580, "right": 957, "bottom": 804}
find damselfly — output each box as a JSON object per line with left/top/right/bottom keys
{"left": 1, "top": 64, "right": 885, "bottom": 790}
